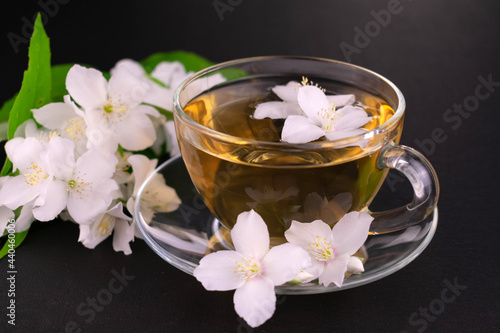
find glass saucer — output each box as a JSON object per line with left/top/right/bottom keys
{"left": 135, "top": 156, "right": 438, "bottom": 295}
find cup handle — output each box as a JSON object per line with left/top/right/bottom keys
{"left": 369, "top": 142, "right": 440, "bottom": 234}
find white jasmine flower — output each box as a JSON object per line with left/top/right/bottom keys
{"left": 32, "top": 95, "right": 88, "bottom": 156}
{"left": 126, "top": 154, "right": 181, "bottom": 224}
{"left": 0, "top": 177, "right": 35, "bottom": 234}
{"left": 112, "top": 59, "right": 226, "bottom": 112}
{"left": 41, "top": 137, "right": 118, "bottom": 224}
{"left": 145, "top": 61, "right": 194, "bottom": 111}
{"left": 284, "top": 211, "right": 373, "bottom": 287}
{"left": 65, "top": 64, "right": 161, "bottom": 151}
{"left": 78, "top": 202, "right": 134, "bottom": 255}
{"left": 193, "top": 210, "right": 311, "bottom": 328}
{"left": 254, "top": 80, "right": 355, "bottom": 120}
{"left": 281, "top": 85, "right": 372, "bottom": 143}
{"left": 0, "top": 137, "right": 51, "bottom": 211}
{"left": 111, "top": 59, "right": 193, "bottom": 111}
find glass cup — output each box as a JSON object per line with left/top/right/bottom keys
{"left": 173, "top": 56, "right": 439, "bottom": 247}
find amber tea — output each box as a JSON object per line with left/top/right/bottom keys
{"left": 176, "top": 76, "right": 402, "bottom": 246}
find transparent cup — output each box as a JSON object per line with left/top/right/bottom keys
{"left": 173, "top": 56, "right": 439, "bottom": 246}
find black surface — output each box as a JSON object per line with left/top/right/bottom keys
{"left": 1, "top": 1, "right": 499, "bottom": 332}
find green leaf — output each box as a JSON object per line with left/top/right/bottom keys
{"left": 0, "top": 63, "right": 70, "bottom": 126}
{"left": 7, "top": 13, "right": 51, "bottom": 140}
{"left": 144, "top": 103, "right": 174, "bottom": 120}
{"left": 0, "top": 121, "right": 8, "bottom": 142}
{"left": 0, "top": 95, "right": 16, "bottom": 123}
{"left": 141, "top": 50, "right": 215, "bottom": 74}
{"left": 0, "top": 229, "right": 29, "bottom": 260}
{"left": 1, "top": 13, "right": 51, "bottom": 176}
{"left": 0, "top": 160, "right": 13, "bottom": 177}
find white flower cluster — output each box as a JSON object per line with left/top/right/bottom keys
{"left": 0, "top": 59, "right": 200, "bottom": 254}
{"left": 194, "top": 209, "right": 373, "bottom": 328}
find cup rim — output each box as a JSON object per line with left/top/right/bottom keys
{"left": 173, "top": 55, "right": 406, "bottom": 149}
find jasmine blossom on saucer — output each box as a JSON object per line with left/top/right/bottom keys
{"left": 285, "top": 211, "right": 373, "bottom": 287}
{"left": 193, "top": 210, "right": 311, "bottom": 328}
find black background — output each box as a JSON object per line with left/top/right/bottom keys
{"left": 1, "top": 1, "right": 500, "bottom": 332}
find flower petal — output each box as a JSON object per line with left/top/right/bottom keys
{"left": 319, "top": 253, "right": 350, "bottom": 287}
{"left": 111, "top": 59, "right": 146, "bottom": 77}
{"left": 285, "top": 220, "right": 332, "bottom": 250}
{"left": 0, "top": 176, "right": 40, "bottom": 209}
{"left": 107, "top": 202, "right": 132, "bottom": 221}
{"left": 144, "top": 174, "right": 181, "bottom": 212}
{"left": 331, "top": 211, "right": 373, "bottom": 255}
{"left": 6, "top": 137, "right": 43, "bottom": 173}
{"left": 231, "top": 210, "right": 270, "bottom": 260}
{"left": 272, "top": 81, "right": 300, "bottom": 103}
{"left": 0, "top": 206, "right": 14, "bottom": 234}
{"left": 302, "top": 257, "right": 325, "bottom": 280}
{"left": 78, "top": 214, "right": 111, "bottom": 249}
{"left": 40, "top": 137, "right": 75, "bottom": 179}
{"left": 334, "top": 106, "right": 372, "bottom": 130}
{"left": 193, "top": 250, "right": 246, "bottom": 291}
{"left": 32, "top": 179, "right": 68, "bottom": 221}
{"left": 347, "top": 256, "right": 365, "bottom": 274}
{"left": 114, "top": 107, "right": 157, "bottom": 151}
{"left": 113, "top": 219, "right": 135, "bottom": 255}
{"left": 127, "top": 154, "right": 157, "bottom": 194}
{"left": 164, "top": 120, "right": 180, "bottom": 156}
{"left": 84, "top": 112, "right": 119, "bottom": 154}
{"left": 143, "top": 84, "right": 172, "bottom": 110}
{"left": 281, "top": 115, "right": 325, "bottom": 144}
{"left": 297, "top": 85, "right": 330, "bottom": 123}
{"left": 15, "top": 204, "right": 35, "bottom": 232}
{"left": 66, "top": 64, "right": 108, "bottom": 110}
{"left": 75, "top": 148, "right": 117, "bottom": 182}
{"left": 108, "top": 66, "right": 149, "bottom": 107}
{"left": 261, "top": 243, "right": 311, "bottom": 285}
{"left": 254, "top": 101, "right": 302, "bottom": 119}
{"left": 32, "top": 102, "right": 78, "bottom": 130}
{"left": 150, "top": 61, "right": 188, "bottom": 88}
{"left": 14, "top": 119, "right": 36, "bottom": 138}
{"left": 233, "top": 277, "right": 276, "bottom": 328}
{"left": 326, "top": 94, "right": 355, "bottom": 107}
{"left": 67, "top": 178, "right": 118, "bottom": 224}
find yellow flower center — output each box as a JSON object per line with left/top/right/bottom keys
{"left": 23, "top": 162, "right": 48, "bottom": 186}
{"left": 67, "top": 172, "right": 93, "bottom": 199}
{"left": 234, "top": 256, "right": 261, "bottom": 280}
{"left": 97, "top": 216, "right": 115, "bottom": 237}
{"left": 318, "top": 103, "right": 342, "bottom": 131}
{"left": 104, "top": 102, "right": 129, "bottom": 114}
{"left": 64, "top": 118, "right": 86, "bottom": 141}
{"left": 37, "top": 130, "right": 60, "bottom": 143}
{"left": 307, "top": 236, "right": 334, "bottom": 262}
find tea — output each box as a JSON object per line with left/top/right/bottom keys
{"left": 177, "top": 77, "right": 401, "bottom": 246}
